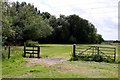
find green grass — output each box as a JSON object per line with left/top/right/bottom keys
{"left": 2, "top": 44, "right": 119, "bottom": 78}
{"left": 40, "top": 44, "right": 72, "bottom": 59}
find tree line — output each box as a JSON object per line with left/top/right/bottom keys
{"left": 2, "top": 1, "right": 104, "bottom": 45}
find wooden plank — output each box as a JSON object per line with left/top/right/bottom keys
{"left": 25, "top": 49, "right": 38, "bottom": 51}
{"left": 25, "top": 46, "right": 40, "bottom": 47}
{"left": 23, "top": 45, "right": 40, "bottom": 58}
{"left": 25, "top": 52, "right": 39, "bottom": 54}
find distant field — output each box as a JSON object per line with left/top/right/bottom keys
{"left": 40, "top": 44, "right": 72, "bottom": 59}
{"left": 2, "top": 44, "right": 119, "bottom": 78}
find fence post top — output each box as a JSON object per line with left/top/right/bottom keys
{"left": 24, "top": 42, "right": 26, "bottom": 46}
{"left": 73, "top": 44, "right": 76, "bottom": 45}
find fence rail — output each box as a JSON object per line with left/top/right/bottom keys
{"left": 2, "top": 46, "right": 23, "bottom": 59}
{"left": 24, "top": 45, "right": 40, "bottom": 58}
{"left": 72, "top": 44, "right": 116, "bottom": 62}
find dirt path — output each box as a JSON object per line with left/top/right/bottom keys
{"left": 26, "top": 58, "right": 68, "bottom": 66}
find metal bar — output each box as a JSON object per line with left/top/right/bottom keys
{"left": 78, "top": 47, "right": 92, "bottom": 55}
{"left": 90, "top": 46, "right": 116, "bottom": 49}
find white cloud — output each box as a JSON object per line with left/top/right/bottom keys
{"left": 8, "top": 0, "right": 119, "bottom": 40}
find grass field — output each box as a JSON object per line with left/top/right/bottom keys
{"left": 2, "top": 44, "right": 119, "bottom": 78}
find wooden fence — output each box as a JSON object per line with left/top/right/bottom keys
{"left": 3, "top": 46, "right": 20, "bottom": 59}
{"left": 23, "top": 45, "right": 40, "bottom": 58}
{"left": 72, "top": 44, "right": 116, "bottom": 62}
{"left": 2, "top": 45, "right": 40, "bottom": 59}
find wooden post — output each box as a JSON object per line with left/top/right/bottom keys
{"left": 4, "top": 45, "right": 7, "bottom": 50}
{"left": 92, "top": 46, "right": 94, "bottom": 55}
{"left": 33, "top": 47, "right": 34, "bottom": 57}
{"left": 94, "top": 46, "right": 97, "bottom": 54}
{"left": 97, "top": 47, "right": 99, "bottom": 55}
{"left": 73, "top": 44, "right": 76, "bottom": 57}
{"left": 4, "top": 45, "right": 7, "bottom": 57}
{"left": 114, "top": 48, "right": 116, "bottom": 62}
{"left": 8, "top": 46, "right": 10, "bottom": 59}
{"left": 23, "top": 43, "right": 26, "bottom": 57}
{"left": 38, "top": 46, "right": 40, "bottom": 58}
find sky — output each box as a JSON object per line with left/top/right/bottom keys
{"left": 8, "top": 0, "right": 119, "bottom": 40}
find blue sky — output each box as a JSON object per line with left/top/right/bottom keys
{"left": 9, "top": 0, "right": 119, "bottom": 40}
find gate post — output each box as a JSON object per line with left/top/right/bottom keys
{"left": 8, "top": 46, "right": 10, "bottom": 59}
{"left": 23, "top": 42, "right": 26, "bottom": 57}
{"left": 73, "top": 44, "right": 76, "bottom": 57}
{"left": 4, "top": 45, "right": 7, "bottom": 57}
{"left": 92, "top": 46, "right": 95, "bottom": 55}
{"left": 97, "top": 47, "right": 99, "bottom": 55}
{"left": 38, "top": 46, "right": 40, "bottom": 58}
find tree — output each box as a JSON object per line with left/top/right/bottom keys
{"left": 23, "top": 15, "right": 53, "bottom": 41}
{"left": 2, "top": 1, "right": 104, "bottom": 44}
{"left": 44, "top": 14, "right": 104, "bottom": 44}
{"left": 2, "top": 1, "right": 53, "bottom": 45}
{"left": 65, "top": 14, "right": 103, "bottom": 44}
{"left": 2, "top": 2, "right": 16, "bottom": 44}
{"left": 95, "top": 34, "right": 104, "bottom": 44}
{"left": 55, "top": 15, "right": 70, "bottom": 43}
{"left": 41, "top": 12, "right": 51, "bottom": 19}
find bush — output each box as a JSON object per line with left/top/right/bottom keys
{"left": 69, "top": 57, "right": 78, "bottom": 61}
{"left": 26, "top": 40, "right": 39, "bottom": 46}
{"left": 91, "top": 54, "right": 104, "bottom": 62}
{"left": 2, "top": 52, "right": 6, "bottom": 59}
{"left": 70, "top": 54, "right": 104, "bottom": 62}
{"left": 2, "top": 47, "right": 7, "bottom": 60}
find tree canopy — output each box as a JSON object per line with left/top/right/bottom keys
{"left": 2, "top": 1, "right": 53, "bottom": 45}
{"left": 2, "top": 1, "right": 104, "bottom": 45}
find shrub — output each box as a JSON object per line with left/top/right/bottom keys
{"left": 2, "top": 47, "right": 7, "bottom": 60}
{"left": 69, "top": 57, "right": 78, "bottom": 61}
{"left": 91, "top": 54, "right": 104, "bottom": 62}
{"left": 26, "top": 40, "right": 39, "bottom": 46}
{"left": 2, "top": 52, "right": 6, "bottom": 59}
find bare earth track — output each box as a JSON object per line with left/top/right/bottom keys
{"left": 26, "top": 58, "right": 68, "bottom": 66}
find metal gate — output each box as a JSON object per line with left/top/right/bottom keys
{"left": 73, "top": 44, "right": 116, "bottom": 62}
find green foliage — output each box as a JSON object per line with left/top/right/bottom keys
{"left": 23, "top": 15, "right": 53, "bottom": 40}
{"left": 69, "top": 35, "right": 77, "bottom": 43}
{"left": 2, "top": 1, "right": 53, "bottom": 45}
{"left": 91, "top": 54, "right": 104, "bottom": 62}
{"left": 2, "top": 1, "right": 104, "bottom": 45}
{"left": 26, "top": 40, "right": 39, "bottom": 46}
{"left": 2, "top": 51, "right": 6, "bottom": 59}
{"left": 69, "top": 57, "right": 78, "bottom": 61}
{"left": 2, "top": 3, "right": 16, "bottom": 43}
{"left": 71, "top": 54, "right": 115, "bottom": 63}
{"left": 43, "top": 14, "right": 104, "bottom": 44}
